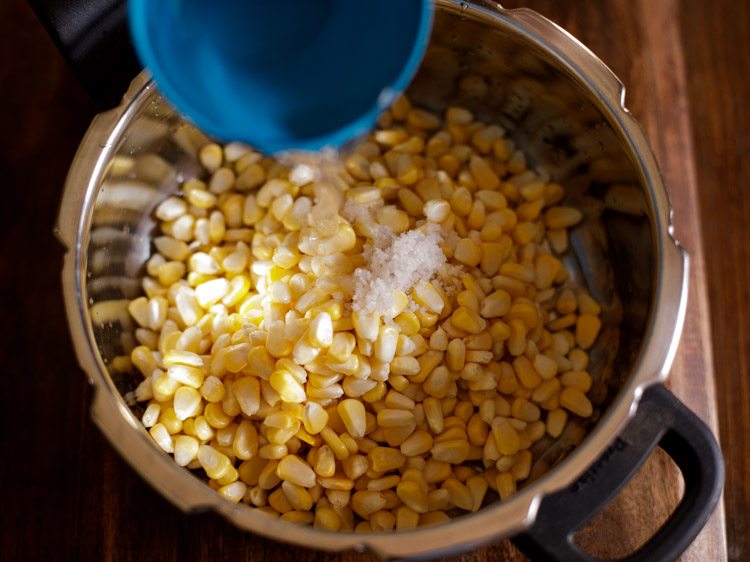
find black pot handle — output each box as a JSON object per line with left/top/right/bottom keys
{"left": 513, "top": 384, "right": 724, "bottom": 562}
{"left": 28, "top": 0, "right": 140, "bottom": 107}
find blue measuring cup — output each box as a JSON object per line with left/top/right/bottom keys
{"left": 128, "top": 0, "right": 433, "bottom": 154}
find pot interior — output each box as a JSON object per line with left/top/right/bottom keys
{"left": 79, "top": 0, "right": 654, "bottom": 525}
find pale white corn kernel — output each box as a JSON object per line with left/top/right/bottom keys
{"left": 423, "top": 199, "right": 451, "bottom": 222}
{"left": 374, "top": 326, "right": 399, "bottom": 363}
{"left": 155, "top": 196, "right": 187, "bottom": 221}
{"left": 309, "top": 312, "right": 334, "bottom": 348}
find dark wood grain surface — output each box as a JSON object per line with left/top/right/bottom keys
{"left": 1, "top": 0, "right": 746, "bottom": 560}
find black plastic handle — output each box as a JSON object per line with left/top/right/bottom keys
{"left": 28, "top": 0, "right": 141, "bottom": 107}
{"left": 513, "top": 384, "right": 724, "bottom": 562}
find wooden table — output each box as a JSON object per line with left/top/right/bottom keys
{"left": 1, "top": 1, "right": 745, "bottom": 560}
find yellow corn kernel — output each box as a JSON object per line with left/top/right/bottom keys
{"left": 259, "top": 442, "right": 288, "bottom": 460}
{"left": 511, "top": 397, "right": 541, "bottom": 422}
{"left": 166, "top": 363, "right": 205, "bottom": 389}
{"left": 421, "top": 365, "right": 449, "bottom": 398}
{"left": 412, "top": 280, "right": 445, "bottom": 314}
{"left": 202, "top": 402, "right": 231, "bottom": 429}
{"left": 575, "top": 314, "right": 601, "bottom": 350}
{"left": 407, "top": 107, "right": 440, "bottom": 130}
{"left": 431, "top": 439, "right": 470, "bottom": 464}
{"left": 429, "top": 328, "right": 449, "bottom": 352}
{"left": 496, "top": 472, "right": 516, "bottom": 501}
{"left": 444, "top": 106, "right": 472, "bottom": 126}
{"left": 544, "top": 206, "right": 583, "bottom": 229}
{"left": 301, "top": 402, "right": 328, "bottom": 435}
{"left": 375, "top": 128, "right": 409, "bottom": 146}
{"left": 506, "top": 302, "right": 539, "bottom": 330}
{"left": 533, "top": 254, "right": 561, "bottom": 290}
{"left": 449, "top": 186, "right": 472, "bottom": 217}
{"left": 197, "top": 444, "right": 231, "bottom": 479}
{"left": 396, "top": 187, "right": 424, "bottom": 217}
{"left": 233, "top": 376, "right": 260, "bottom": 417}
{"left": 276, "top": 454, "right": 316, "bottom": 488}
{"left": 377, "top": 409, "right": 415, "bottom": 428}
{"left": 369, "top": 447, "right": 406, "bottom": 472}
{"left": 230, "top": 420, "right": 258, "bottom": 461}
{"left": 408, "top": 348, "right": 440, "bottom": 382}
{"left": 528, "top": 376, "right": 559, "bottom": 404}
{"left": 559, "top": 387, "right": 593, "bottom": 418}
{"left": 451, "top": 306, "right": 487, "bottom": 334}
{"left": 456, "top": 290, "right": 479, "bottom": 313}
{"left": 325, "top": 333, "right": 354, "bottom": 364}
{"left": 491, "top": 417, "right": 521, "bottom": 456}
{"left": 313, "top": 445, "right": 336, "bottom": 478}
{"left": 511, "top": 449, "right": 533, "bottom": 482}
{"left": 563, "top": 342, "right": 585, "bottom": 365}
{"left": 268, "top": 487, "right": 293, "bottom": 514}
{"left": 423, "top": 397, "right": 444, "bottom": 434}
{"left": 365, "top": 510, "right": 394, "bottom": 532}
{"left": 394, "top": 311, "right": 420, "bottom": 336}
{"left": 320, "top": 427, "right": 350, "bottom": 461}
{"left": 367, "top": 475, "right": 401, "bottom": 492}
{"left": 465, "top": 413, "right": 488, "bottom": 446}
{"left": 396, "top": 153, "right": 420, "bottom": 185}
{"left": 469, "top": 155, "right": 500, "bottom": 190}
{"left": 511, "top": 356, "right": 541, "bottom": 389}
{"left": 539, "top": 182, "right": 563, "bottom": 206}
{"left": 394, "top": 480, "right": 428, "bottom": 514}
{"left": 395, "top": 505, "right": 420, "bottom": 530}
{"left": 454, "top": 238, "right": 482, "bottom": 267}
{"left": 548, "top": 313, "right": 577, "bottom": 332}
{"left": 363, "top": 380, "right": 387, "bottom": 403}
{"left": 397, "top": 429, "right": 432, "bottom": 456}
{"left": 337, "top": 399, "right": 367, "bottom": 439}
{"left": 443, "top": 339, "right": 464, "bottom": 372}
{"left": 338, "top": 455, "right": 367, "bottom": 482}
{"left": 441, "top": 478, "right": 473, "bottom": 511}
{"left": 467, "top": 200, "right": 486, "bottom": 230}
{"left": 391, "top": 356, "right": 420, "bottom": 376}
{"left": 269, "top": 370, "right": 306, "bottom": 403}
{"left": 280, "top": 480, "right": 313, "bottom": 511}
{"left": 532, "top": 353, "right": 557, "bottom": 380}
{"left": 351, "top": 490, "right": 388, "bottom": 518}
{"left": 577, "top": 291, "right": 601, "bottom": 315}
{"left": 314, "top": 506, "right": 342, "bottom": 531}
{"left": 561, "top": 370, "right": 593, "bottom": 393}
{"left": 546, "top": 408, "right": 568, "bottom": 438}
{"left": 556, "top": 288, "right": 578, "bottom": 314}
{"left": 280, "top": 510, "right": 315, "bottom": 525}
{"left": 419, "top": 511, "right": 451, "bottom": 527}
{"left": 255, "top": 459, "right": 282, "bottom": 490}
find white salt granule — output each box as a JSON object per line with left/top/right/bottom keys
{"left": 352, "top": 225, "right": 447, "bottom": 316}
{"left": 341, "top": 197, "right": 382, "bottom": 224}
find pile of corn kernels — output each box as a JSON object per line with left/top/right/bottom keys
{"left": 126, "top": 94, "right": 602, "bottom": 532}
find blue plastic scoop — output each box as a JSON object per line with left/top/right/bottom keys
{"left": 128, "top": 0, "right": 433, "bottom": 154}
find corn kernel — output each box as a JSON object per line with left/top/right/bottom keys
{"left": 451, "top": 306, "right": 487, "bottom": 334}
{"left": 576, "top": 314, "right": 602, "bottom": 349}
{"left": 559, "top": 387, "right": 593, "bottom": 418}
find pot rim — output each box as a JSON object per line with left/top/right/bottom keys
{"left": 57, "top": 1, "right": 688, "bottom": 559}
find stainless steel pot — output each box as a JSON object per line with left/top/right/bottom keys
{"left": 54, "top": 1, "right": 723, "bottom": 560}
